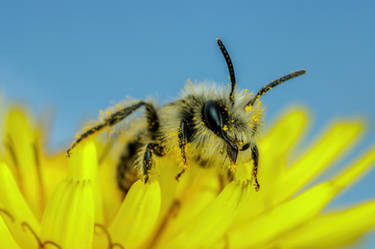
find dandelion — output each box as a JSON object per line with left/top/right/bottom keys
{"left": 0, "top": 105, "right": 375, "bottom": 249}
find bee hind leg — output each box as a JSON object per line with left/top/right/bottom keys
{"left": 66, "top": 101, "right": 148, "bottom": 156}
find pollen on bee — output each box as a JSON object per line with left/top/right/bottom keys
{"left": 251, "top": 115, "right": 260, "bottom": 123}
{"left": 223, "top": 125, "right": 228, "bottom": 131}
{"left": 245, "top": 105, "right": 252, "bottom": 114}
{"left": 186, "top": 79, "right": 195, "bottom": 92}
{"left": 229, "top": 162, "right": 236, "bottom": 172}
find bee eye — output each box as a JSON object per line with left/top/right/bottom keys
{"left": 240, "top": 143, "right": 250, "bottom": 151}
{"left": 202, "top": 100, "right": 223, "bottom": 134}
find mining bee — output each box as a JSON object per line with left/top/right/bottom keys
{"left": 67, "top": 39, "right": 306, "bottom": 193}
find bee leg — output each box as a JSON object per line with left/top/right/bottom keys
{"left": 143, "top": 143, "right": 164, "bottom": 183}
{"left": 176, "top": 119, "right": 189, "bottom": 181}
{"left": 251, "top": 144, "right": 260, "bottom": 192}
{"left": 66, "top": 101, "right": 158, "bottom": 157}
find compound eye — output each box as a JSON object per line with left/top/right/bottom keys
{"left": 240, "top": 143, "right": 250, "bottom": 151}
{"left": 202, "top": 100, "right": 223, "bottom": 134}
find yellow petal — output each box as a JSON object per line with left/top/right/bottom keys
{"left": 67, "top": 141, "right": 97, "bottom": 180}
{"left": 162, "top": 181, "right": 246, "bottom": 249}
{"left": 97, "top": 160, "right": 122, "bottom": 224}
{"left": 229, "top": 182, "right": 337, "bottom": 249}
{"left": 279, "top": 199, "right": 375, "bottom": 249}
{"left": 259, "top": 107, "right": 309, "bottom": 173}
{"left": 160, "top": 164, "right": 219, "bottom": 229}
{"left": 41, "top": 142, "right": 96, "bottom": 249}
{"left": 3, "top": 107, "right": 43, "bottom": 218}
{"left": 234, "top": 109, "right": 309, "bottom": 223}
{"left": 0, "top": 162, "right": 40, "bottom": 248}
{"left": 40, "top": 154, "right": 67, "bottom": 205}
{"left": 228, "top": 145, "right": 375, "bottom": 249}
{"left": 274, "top": 120, "right": 364, "bottom": 203}
{"left": 70, "top": 140, "right": 104, "bottom": 223}
{"left": 0, "top": 215, "right": 21, "bottom": 249}
{"left": 109, "top": 179, "right": 161, "bottom": 249}
{"left": 333, "top": 146, "right": 375, "bottom": 190}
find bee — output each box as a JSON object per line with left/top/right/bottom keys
{"left": 66, "top": 39, "right": 306, "bottom": 193}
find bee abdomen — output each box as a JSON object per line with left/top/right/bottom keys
{"left": 116, "top": 140, "right": 142, "bottom": 194}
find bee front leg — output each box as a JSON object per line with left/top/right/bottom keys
{"left": 143, "top": 143, "right": 164, "bottom": 183}
{"left": 176, "top": 119, "right": 189, "bottom": 181}
{"left": 251, "top": 144, "right": 260, "bottom": 192}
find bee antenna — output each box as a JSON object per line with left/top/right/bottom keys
{"left": 246, "top": 70, "right": 307, "bottom": 107}
{"left": 216, "top": 38, "right": 236, "bottom": 105}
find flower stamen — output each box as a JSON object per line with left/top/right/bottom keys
{"left": 95, "top": 223, "right": 125, "bottom": 249}
{"left": 0, "top": 208, "right": 15, "bottom": 222}
{"left": 42, "top": 241, "right": 63, "bottom": 249}
{"left": 146, "top": 199, "right": 181, "bottom": 249}
{"left": 22, "top": 221, "right": 62, "bottom": 249}
{"left": 33, "top": 142, "right": 46, "bottom": 209}
{"left": 223, "top": 234, "right": 229, "bottom": 249}
{"left": 4, "top": 137, "right": 22, "bottom": 189}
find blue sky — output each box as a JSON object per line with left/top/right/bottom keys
{"left": 0, "top": 0, "right": 375, "bottom": 247}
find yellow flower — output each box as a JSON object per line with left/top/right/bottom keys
{"left": 0, "top": 105, "right": 375, "bottom": 249}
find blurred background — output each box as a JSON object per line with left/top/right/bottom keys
{"left": 0, "top": 1, "right": 374, "bottom": 247}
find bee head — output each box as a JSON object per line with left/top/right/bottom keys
{"left": 191, "top": 39, "right": 306, "bottom": 165}
{"left": 202, "top": 99, "right": 239, "bottom": 164}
